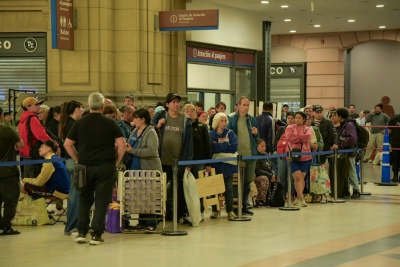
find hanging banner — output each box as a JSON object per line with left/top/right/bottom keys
{"left": 159, "top": 9, "right": 219, "bottom": 31}
{"left": 51, "top": 0, "right": 74, "bottom": 50}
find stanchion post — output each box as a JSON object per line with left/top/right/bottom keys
{"left": 376, "top": 127, "right": 398, "bottom": 186}
{"left": 329, "top": 148, "right": 345, "bottom": 203}
{"left": 359, "top": 149, "right": 371, "bottom": 195}
{"left": 280, "top": 150, "right": 299, "bottom": 211}
{"left": 229, "top": 154, "right": 251, "bottom": 221}
{"left": 162, "top": 159, "right": 188, "bottom": 236}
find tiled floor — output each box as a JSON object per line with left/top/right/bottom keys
{"left": 1, "top": 164, "right": 399, "bottom": 267}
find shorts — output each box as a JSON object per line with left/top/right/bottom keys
{"left": 291, "top": 160, "right": 312, "bottom": 173}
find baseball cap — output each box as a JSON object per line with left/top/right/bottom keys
{"left": 22, "top": 97, "right": 43, "bottom": 108}
{"left": 43, "top": 140, "right": 58, "bottom": 153}
{"left": 313, "top": 105, "right": 323, "bottom": 112}
{"left": 165, "top": 92, "right": 181, "bottom": 103}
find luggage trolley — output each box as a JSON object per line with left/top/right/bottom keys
{"left": 118, "top": 170, "right": 167, "bottom": 233}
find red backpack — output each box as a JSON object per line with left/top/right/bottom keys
{"left": 276, "top": 132, "right": 288, "bottom": 155}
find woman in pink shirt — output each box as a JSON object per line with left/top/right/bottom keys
{"left": 284, "top": 112, "right": 312, "bottom": 207}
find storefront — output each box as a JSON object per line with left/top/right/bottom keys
{"left": 0, "top": 33, "right": 47, "bottom": 112}
{"left": 186, "top": 43, "right": 256, "bottom": 114}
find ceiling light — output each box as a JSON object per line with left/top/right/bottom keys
{"left": 281, "top": 5, "right": 289, "bottom": 8}
{"left": 376, "top": 4, "right": 384, "bottom": 8}
{"left": 348, "top": 19, "right": 355, "bottom": 22}
{"left": 314, "top": 25, "right": 321, "bottom": 27}
{"left": 261, "top": 1, "right": 269, "bottom": 4}
{"left": 379, "top": 26, "right": 386, "bottom": 28}
{"left": 290, "top": 30, "right": 296, "bottom": 33}
{"left": 284, "top": 19, "right": 291, "bottom": 22}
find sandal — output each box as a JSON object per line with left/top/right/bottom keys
{"left": 128, "top": 224, "right": 144, "bottom": 230}
{"left": 145, "top": 226, "right": 156, "bottom": 233}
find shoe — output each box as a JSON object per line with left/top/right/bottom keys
{"left": 368, "top": 160, "right": 373, "bottom": 163}
{"left": 145, "top": 226, "right": 156, "bottom": 233}
{"left": 75, "top": 233, "right": 87, "bottom": 244}
{"left": 351, "top": 191, "right": 361, "bottom": 199}
{"left": 300, "top": 199, "right": 307, "bottom": 207}
{"left": 343, "top": 191, "right": 351, "bottom": 198}
{"left": 292, "top": 199, "right": 300, "bottom": 207}
{"left": 362, "top": 159, "right": 368, "bottom": 163}
{"left": 1, "top": 227, "right": 20, "bottom": 235}
{"left": 391, "top": 177, "right": 398, "bottom": 183}
{"left": 210, "top": 211, "right": 219, "bottom": 219}
{"left": 64, "top": 228, "right": 79, "bottom": 236}
{"left": 127, "top": 224, "right": 145, "bottom": 231}
{"left": 90, "top": 235, "right": 104, "bottom": 245}
{"left": 242, "top": 208, "right": 254, "bottom": 216}
{"left": 55, "top": 209, "right": 65, "bottom": 216}
{"left": 179, "top": 216, "right": 191, "bottom": 225}
{"left": 373, "top": 162, "right": 380, "bottom": 165}
{"left": 227, "top": 211, "right": 237, "bottom": 220}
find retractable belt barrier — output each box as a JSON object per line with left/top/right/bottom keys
{"left": 0, "top": 157, "right": 67, "bottom": 167}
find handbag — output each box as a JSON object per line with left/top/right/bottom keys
{"left": 266, "top": 182, "right": 285, "bottom": 207}
{"left": 289, "top": 143, "right": 303, "bottom": 162}
{"left": 12, "top": 195, "right": 50, "bottom": 226}
{"left": 73, "top": 164, "right": 87, "bottom": 191}
{"left": 105, "top": 204, "right": 124, "bottom": 233}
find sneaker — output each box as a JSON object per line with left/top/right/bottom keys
{"left": 145, "top": 226, "right": 156, "bottom": 233}
{"left": 89, "top": 235, "right": 104, "bottom": 245}
{"left": 300, "top": 199, "right": 307, "bottom": 207}
{"left": 368, "top": 160, "right": 373, "bottom": 163}
{"left": 1, "top": 227, "right": 20, "bottom": 235}
{"left": 75, "top": 233, "right": 87, "bottom": 244}
{"left": 391, "top": 177, "right": 399, "bottom": 183}
{"left": 210, "top": 211, "right": 219, "bottom": 219}
{"left": 227, "top": 211, "right": 237, "bottom": 220}
{"left": 241, "top": 208, "right": 254, "bottom": 216}
{"left": 362, "top": 159, "right": 369, "bottom": 163}
{"left": 351, "top": 191, "right": 361, "bottom": 199}
{"left": 292, "top": 199, "right": 300, "bottom": 207}
{"left": 64, "top": 228, "right": 79, "bottom": 236}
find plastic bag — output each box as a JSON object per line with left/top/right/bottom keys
{"left": 12, "top": 195, "right": 50, "bottom": 226}
{"left": 183, "top": 170, "right": 201, "bottom": 227}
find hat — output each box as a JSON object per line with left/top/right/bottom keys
{"left": 43, "top": 140, "right": 58, "bottom": 153}
{"left": 313, "top": 105, "right": 323, "bottom": 112}
{"left": 197, "top": 111, "right": 207, "bottom": 117}
{"left": 154, "top": 106, "right": 165, "bottom": 113}
{"left": 165, "top": 93, "right": 181, "bottom": 103}
{"left": 22, "top": 97, "right": 43, "bottom": 108}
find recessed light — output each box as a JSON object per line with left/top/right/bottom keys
{"left": 261, "top": 1, "right": 269, "bottom": 4}
{"left": 281, "top": 5, "right": 289, "bottom": 8}
{"left": 348, "top": 19, "right": 355, "bottom": 22}
{"left": 379, "top": 25, "right": 386, "bottom": 28}
{"left": 290, "top": 30, "right": 296, "bottom": 33}
{"left": 284, "top": 19, "right": 291, "bottom": 22}
{"left": 376, "top": 4, "right": 384, "bottom": 8}
{"left": 314, "top": 25, "right": 321, "bottom": 27}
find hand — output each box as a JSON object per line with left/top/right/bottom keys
{"left": 125, "top": 144, "right": 132, "bottom": 152}
{"left": 158, "top": 118, "right": 166, "bottom": 128}
{"left": 331, "top": 144, "right": 338, "bottom": 150}
{"left": 251, "top": 127, "right": 258, "bottom": 135}
{"left": 56, "top": 147, "right": 61, "bottom": 156}
{"left": 185, "top": 167, "right": 191, "bottom": 172}
{"left": 270, "top": 175, "right": 277, "bottom": 183}
{"left": 205, "top": 166, "right": 212, "bottom": 174}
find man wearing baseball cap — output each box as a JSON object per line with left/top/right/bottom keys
{"left": 18, "top": 96, "right": 58, "bottom": 177}
{"left": 22, "top": 140, "right": 70, "bottom": 199}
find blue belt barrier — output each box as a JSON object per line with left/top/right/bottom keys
{"left": 0, "top": 158, "right": 67, "bottom": 167}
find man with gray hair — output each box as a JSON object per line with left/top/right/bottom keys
{"left": 64, "top": 92, "right": 126, "bottom": 245}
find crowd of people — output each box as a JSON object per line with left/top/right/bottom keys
{"left": 1, "top": 93, "right": 399, "bottom": 245}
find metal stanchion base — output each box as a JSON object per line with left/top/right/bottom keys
{"left": 360, "top": 192, "right": 371, "bottom": 195}
{"left": 161, "top": 230, "right": 188, "bottom": 236}
{"left": 358, "top": 182, "right": 368, "bottom": 184}
{"left": 229, "top": 216, "right": 251, "bottom": 221}
{"left": 279, "top": 206, "right": 300, "bottom": 211}
{"left": 328, "top": 199, "right": 346, "bottom": 203}
{"left": 374, "top": 182, "right": 398, "bottom": 186}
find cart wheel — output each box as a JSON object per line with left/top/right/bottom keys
{"left": 313, "top": 194, "right": 322, "bottom": 203}
{"left": 304, "top": 194, "right": 313, "bottom": 203}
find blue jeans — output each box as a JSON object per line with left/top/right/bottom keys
{"left": 78, "top": 163, "right": 115, "bottom": 236}
{"left": 348, "top": 156, "right": 360, "bottom": 192}
{"left": 242, "top": 160, "right": 256, "bottom": 209}
{"left": 64, "top": 159, "right": 80, "bottom": 233}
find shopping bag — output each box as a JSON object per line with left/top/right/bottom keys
{"left": 105, "top": 204, "right": 124, "bottom": 233}
{"left": 183, "top": 170, "right": 201, "bottom": 227}
{"left": 12, "top": 195, "right": 50, "bottom": 226}
{"left": 310, "top": 165, "right": 331, "bottom": 194}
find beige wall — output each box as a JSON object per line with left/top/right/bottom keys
{"left": 0, "top": 0, "right": 186, "bottom": 107}
{"left": 272, "top": 30, "right": 400, "bottom": 109}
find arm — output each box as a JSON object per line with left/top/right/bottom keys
{"left": 365, "top": 113, "right": 373, "bottom": 123}
{"left": 128, "top": 130, "right": 158, "bottom": 158}
{"left": 23, "top": 162, "right": 54, "bottom": 186}
{"left": 115, "top": 137, "right": 126, "bottom": 167}
{"left": 30, "top": 116, "right": 52, "bottom": 142}
{"left": 64, "top": 138, "right": 78, "bottom": 163}
{"left": 341, "top": 123, "right": 357, "bottom": 148}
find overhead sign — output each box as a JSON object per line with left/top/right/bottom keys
{"left": 0, "top": 35, "right": 46, "bottom": 56}
{"left": 51, "top": 0, "right": 74, "bottom": 50}
{"left": 187, "top": 46, "right": 233, "bottom": 65}
{"left": 159, "top": 9, "right": 219, "bottom": 31}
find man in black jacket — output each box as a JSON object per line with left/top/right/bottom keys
{"left": 312, "top": 105, "right": 337, "bottom": 164}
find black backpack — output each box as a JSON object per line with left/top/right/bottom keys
{"left": 353, "top": 122, "right": 369, "bottom": 149}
